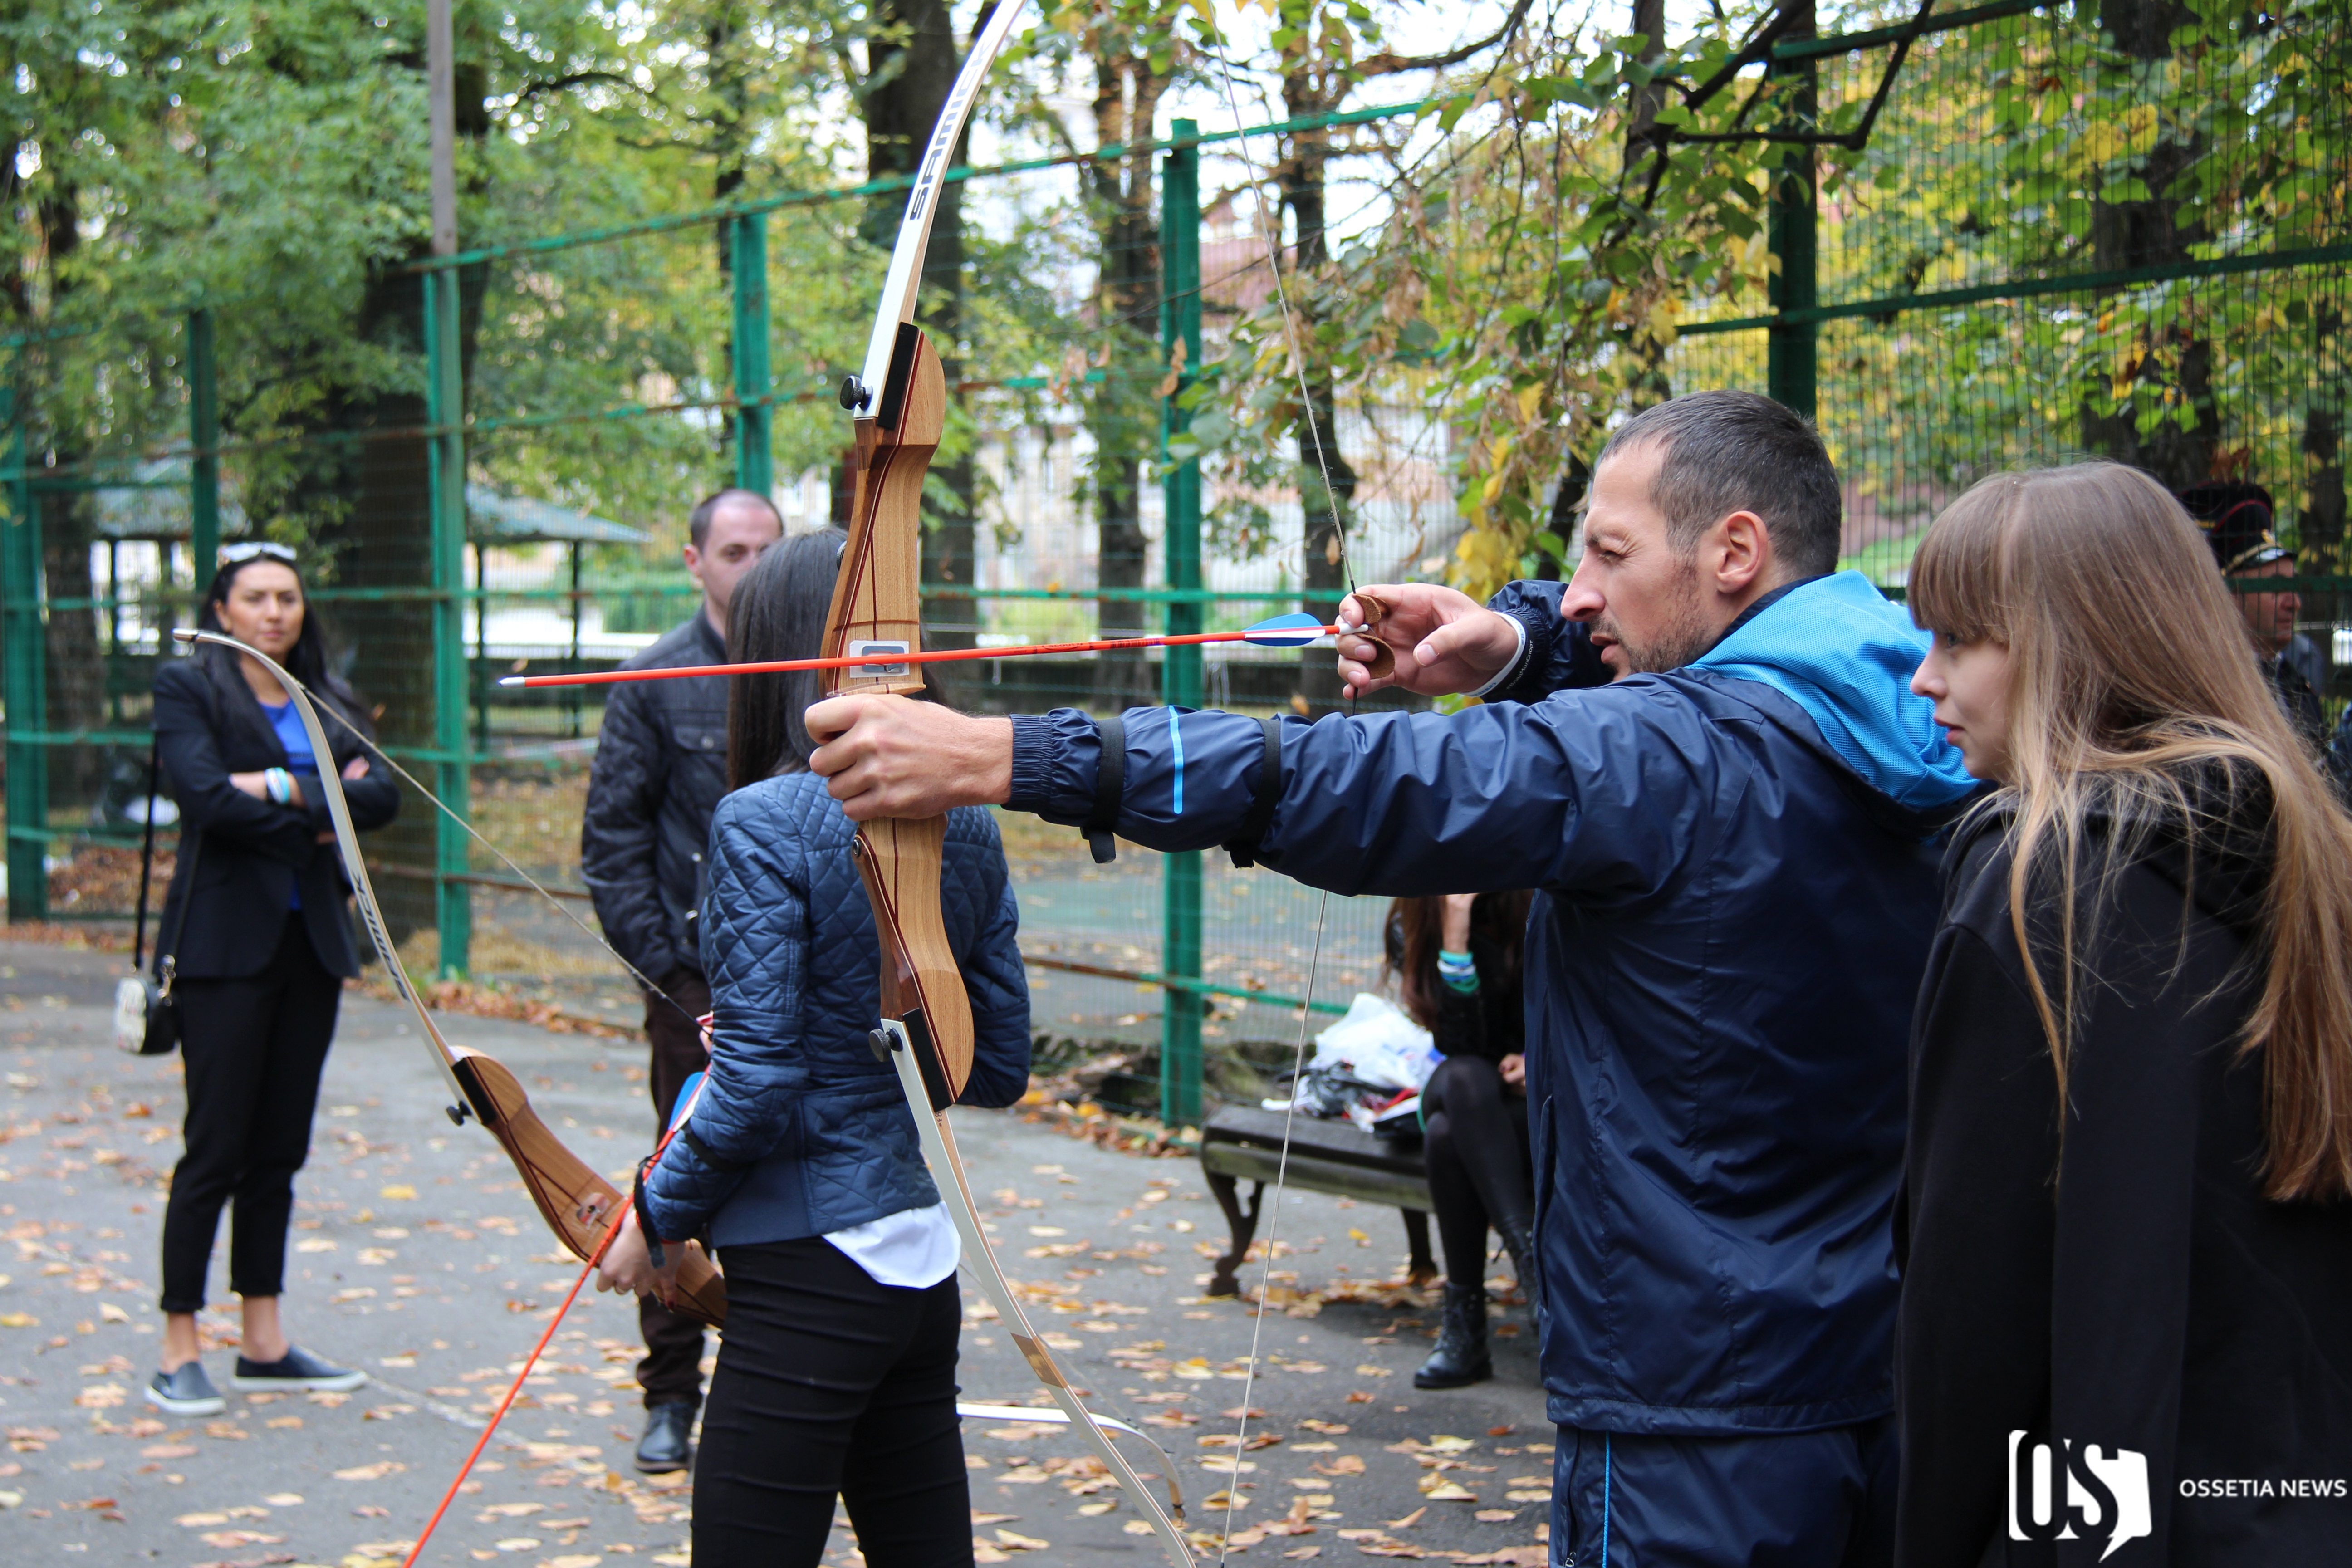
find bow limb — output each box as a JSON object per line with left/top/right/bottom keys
{"left": 173, "top": 630, "right": 725, "bottom": 1327}
{"left": 879, "top": 1021, "right": 1195, "bottom": 1565}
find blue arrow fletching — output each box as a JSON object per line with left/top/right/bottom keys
{"left": 1239, "top": 612, "right": 1326, "bottom": 647}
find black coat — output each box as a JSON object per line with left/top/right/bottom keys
{"left": 580, "top": 614, "right": 731, "bottom": 984}
{"left": 1896, "top": 804, "right": 2352, "bottom": 1566}
{"left": 152, "top": 657, "right": 401, "bottom": 980}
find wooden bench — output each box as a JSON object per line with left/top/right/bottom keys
{"left": 1197, "top": 1105, "right": 1436, "bottom": 1297}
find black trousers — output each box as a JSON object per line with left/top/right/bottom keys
{"left": 640, "top": 967, "right": 711, "bottom": 1411}
{"left": 159, "top": 912, "right": 343, "bottom": 1313}
{"left": 1421, "top": 1054, "right": 1533, "bottom": 1288}
{"left": 695, "top": 1236, "right": 971, "bottom": 1568}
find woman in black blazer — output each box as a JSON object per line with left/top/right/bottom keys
{"left": 145, "top": 544, "right": 399, "bottom": 1417}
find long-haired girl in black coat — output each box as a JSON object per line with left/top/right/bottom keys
{"left": 1899, "top": 464, "right": 2352, "bottom": 1565}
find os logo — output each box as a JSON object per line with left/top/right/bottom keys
{"left": 2008, "top": 1431, "right": 2152, "bottom": 1561}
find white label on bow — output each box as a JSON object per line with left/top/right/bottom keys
{"left": 851, "top": 641, "right": 910, "bottom": 676}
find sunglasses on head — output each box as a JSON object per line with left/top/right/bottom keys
{"left": 220, "top": 541, "right": 298, "bottom": 565}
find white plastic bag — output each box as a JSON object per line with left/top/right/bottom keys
{"left": 1310, "top": 993, "right": 1439, "bottom": 1092}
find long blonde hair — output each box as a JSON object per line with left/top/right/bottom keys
{"left": 1910, "top": 462, "right": 2352, "bottom": 1201}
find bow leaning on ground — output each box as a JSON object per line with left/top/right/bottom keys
{"left": 818, "top": 5, "right": 1201, "bottom": 1563}
{"left": 173, "top": 630, "right": 730, "bottom": 1328}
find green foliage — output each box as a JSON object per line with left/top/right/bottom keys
{"left": 1175, "top": 0, "right": 2350, "bottom": 596}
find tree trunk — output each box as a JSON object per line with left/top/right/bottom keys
{"left": 1084, "top": 47, "right": 1167, "bottom": 710}
{"left": 35, "top": 191, "right": 103, "bottom": 809}
{"left": 281, "top": 64, "right": 493, "bottom": 941}
{"left": 2080, "top": 0, "right": 2214, "bottom": 490}
{"left": 710, "top": 0, "right": 750, "bottom": 481}
{"left": 1620, "top": 0, "right": 1672, "bottom": 414}
{"left": 1282, "top": 69, "right": 1357, "bottom": 717}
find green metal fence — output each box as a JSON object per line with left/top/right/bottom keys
{"left": 6, "top": 1, "right": 2347, "bottom": 1124}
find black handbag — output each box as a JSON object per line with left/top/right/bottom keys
{"left": 112, "top": 738, "right": 200, "bottom": 1057}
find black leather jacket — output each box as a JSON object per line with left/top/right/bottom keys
{"left": 152, "top": 656, "right": 401, "bottom": 979}
{"left": 581, "top": 613, "right": 731, "bottom": 984}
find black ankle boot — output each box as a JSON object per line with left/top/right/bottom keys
{"left": 1498, "top": 1215, "right": 1542, "bottom": 1313}
{"left": 1413, "top": 1282, "right": 1492, "bottom": 1389}
{"left": 636, "top": 1401, "right": 696, "bottom": 1474}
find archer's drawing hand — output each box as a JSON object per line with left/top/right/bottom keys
{"left": 1336, "top": 584, "right": 1519, "bottom": 698}
{"left": 806, "top": 695, "right": 1014, "bottom": 823}
{"left": 596, "top": 1205, "right": 681, "bottom": 1305}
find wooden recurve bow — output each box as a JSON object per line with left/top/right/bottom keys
{"left": 177, "top": 631, "right": 726, "bottom": 1328}
{"left": 818, "top": 6, "right": 1196, "bottom": 1562}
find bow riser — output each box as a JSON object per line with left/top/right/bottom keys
{"left": 825, "top": 330, "right": 945, "bottom": 702}
{"left": 450, "top": 1050, "right": 726, "bottom": 1327}
{"left": 827, "top": 325, "right": 979, "bottom": 1099}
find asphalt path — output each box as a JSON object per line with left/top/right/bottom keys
{"left": 0, "top": 936, "right": 1548, "bottom": 1568}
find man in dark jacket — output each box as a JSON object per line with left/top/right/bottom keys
{"left": 581, "top": 486, "right": 779, "bottom": 1471}
{"left": 801, "top": 392, "right": 1979, "bottom": 1564}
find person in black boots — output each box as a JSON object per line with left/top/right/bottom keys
{"left": 596, "top": 532, "right": 1030, "bottom": 1568}
{"left": 1386, "top": 891, "right": 1535, "bottom": 1389}
{"left": 582, "top": 487, "right": 780, "bottom": 1473}
{"left": 145, "top": 543, "right": 400, "bottom": 1416}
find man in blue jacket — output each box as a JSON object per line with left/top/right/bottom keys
{"left": 805, "top": 392, "right": 1976, "bottom": 1565}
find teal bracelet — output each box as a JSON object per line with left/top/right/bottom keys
{"left": 1436, "top": 948, "right": 1479, "bottom": 994}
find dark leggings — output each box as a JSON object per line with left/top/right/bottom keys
{"left": 1421, "top": 1054, "right": 1533, "bottom": 1288}
{"left": 159, "top": 913, "right": 343, "bottom": 1313}
{"left": 695, "top": 1236, "right": 972, "bottom": 1568}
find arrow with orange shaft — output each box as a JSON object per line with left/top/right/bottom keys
{"left": 495, "top": 609, "right": 1394, "bottom": 687}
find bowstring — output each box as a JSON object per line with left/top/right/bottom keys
{"left": 290, "top": 691, "right": 703, "bottom": 1028}
{"left": 1197, "top": 10, "right": 1366, "bottom": 1561}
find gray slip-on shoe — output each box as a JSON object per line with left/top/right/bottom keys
{"left": 230, "top": 1344, "right": 368, "bottom": 1394}
{"left": 147, "top": 1362, "right": 227, "bottom": 1417}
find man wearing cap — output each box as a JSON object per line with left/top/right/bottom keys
{"left": 2180, "top": 480, "right": 2329, "bottom": 753}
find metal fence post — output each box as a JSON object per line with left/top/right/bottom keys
{"left": 187, "top": 309, "right": 221, "bottom": 574}
{"left": 1160, "top": 118, "right": 1205, "bottom": 1130}
{"left": 732, "top": 213, "right": 774, "bottom": 498}
{"left": 425, "top": 268, "right": 471, "bottom": 976}
{"left": 1, "top": 373, "right": 47, "bottom": 921}
{"left": 1767, "top": 2, "right": 1819, "bottom": 420}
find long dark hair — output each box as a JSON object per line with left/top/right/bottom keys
{"left": 1382, "top": 891, "right": 1534, "bottom": 1033}
{"left": 725, "top": 529, "right": 955, "bottom": 787}
{"left": 726, "top": 530, "right": 849, "bottom": 787}
{"left": 192, "top": 554, "right": 371, "bottom": 756}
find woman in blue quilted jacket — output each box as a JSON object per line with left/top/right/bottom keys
{"left": 597, "top": 529, "right": 1031, "bottom": 1568}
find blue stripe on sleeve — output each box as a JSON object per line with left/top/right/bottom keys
{"left": 1168, "top": 707, "right": 1185, "bottom": 815}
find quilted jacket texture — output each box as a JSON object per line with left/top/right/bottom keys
{"left": 580, "top": 614, "right": 732, "bottom": 984}
{"left": 640, "top": 772, "right": 1031, "bottom": 1248}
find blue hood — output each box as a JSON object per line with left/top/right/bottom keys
{"left": 1693, "top": 570, "right": 1976, "bottom": 812}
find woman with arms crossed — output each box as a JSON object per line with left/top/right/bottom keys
{"left": 598, "top": 530, "right": 1030, "bottom": 1568}
{"left": 1383, "top": 891, "right": 1535, "bottom": 1389}
{"left": 146, "top": 544, "right": 398, "bottom": 1416}
{"left": 1899, "top": 464, "right": 2352, "bottom": 1565}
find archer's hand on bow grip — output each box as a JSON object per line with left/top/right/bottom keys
{"left": 805, "top": 696, "right": 1014, "bottom": 825}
